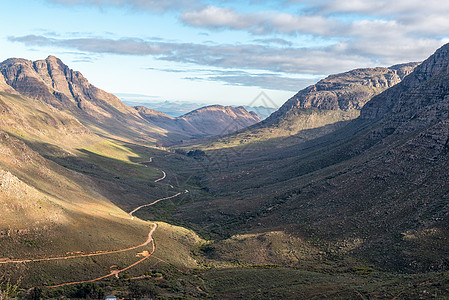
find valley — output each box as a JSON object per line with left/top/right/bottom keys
{"left": 1, "top": 43, "right": 449, "bottom": 299}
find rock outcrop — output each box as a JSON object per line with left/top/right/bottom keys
{"left": 267, "top": 62, "right": 419, "bottom": 124}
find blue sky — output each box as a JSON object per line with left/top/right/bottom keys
{"left": 2, "top": 0, "right": 449, "bottom": 107}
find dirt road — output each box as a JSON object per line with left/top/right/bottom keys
{"left": 0, "top": 158, "right": 187, "bottom": 288}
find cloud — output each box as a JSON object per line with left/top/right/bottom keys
{"left": 180, "top": 6, "right": 341, "bottom": 36}
{"left": 290, "top": 0, "right": 449, "bottom": 35}
{"left": 48, "top": 0, "right": 198, "bottom": 12}
{"left": 7, "top": 32, "right": 447, "bottom": 82}
{"left": 202, "top": 74, "right": 318, "bottom": 91}
{"left": 253, "top": 38, "right": 293, "bottom": 47}
{"left": 8, "top": 35, "right": 372, "bottom": 74}
{"left": 8, "top": 35, "right": 167, "bottom": 55}
{"left": 181, "top": 6, "right": 256, "bottom": 29}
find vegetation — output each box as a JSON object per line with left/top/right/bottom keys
{"left": 0, "top": 48, "right": 448, "bottom": 299}
{"left": 0, "top": 276, "right": 20, "bottom": 300}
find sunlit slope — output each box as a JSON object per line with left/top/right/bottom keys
{"left": 0, "top": 91, "right": 202, "bottom": 286}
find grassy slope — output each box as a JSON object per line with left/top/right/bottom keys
{"left": 200, "top": 109, "right": 360, "bottom": 150}
{"left": 0, "top": 92, "right": 204, "bottom": 288}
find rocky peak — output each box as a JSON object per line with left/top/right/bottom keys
{"left": 0, "top": 56, "right": 131, "bottom": 117}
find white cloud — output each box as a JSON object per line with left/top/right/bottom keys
{"left": 181, "top": 6, "right": 341, "bottom": 36}
{"left": 49, "top": 0, "right": 198, "bottom": 12}
{"left": 181, "top": 6, "right": 255, "bottom": 29}
{"left": 8, "top": 35, "right": 373, "bottom": 75}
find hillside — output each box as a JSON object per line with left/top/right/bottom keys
{"left": 204, "top": 62, "right": 419, "bottom": 149}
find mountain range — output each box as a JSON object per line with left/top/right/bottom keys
{"left": 1, "top": 43, "right": 449, "bottom": 299}
{"left": 120, "top": 97, "right": 277, "bottom": 119}
{"left": 0, "top": 56, "right": 260, "bottom": 146}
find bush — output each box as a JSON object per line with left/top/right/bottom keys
{"left": 187, "top": 150, "right": 206, "bottom": 159}
{"left": 0, "top": 275, "right": 21, "bottom": 300}
{"left": 69, "top": 282, "right": 105, "bottom": 299}
{"left": 129, "top": 281, "right": 157, "bottom": 299}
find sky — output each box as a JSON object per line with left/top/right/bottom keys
{"left": 2, "top": 0, "right": 449, "bottom": 107}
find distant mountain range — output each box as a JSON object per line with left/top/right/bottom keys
{"left": 135, "top": 104, "right": 261, "bottom": 144}
{"left": 120, "top": 97, "right": 277, "bottom": 119}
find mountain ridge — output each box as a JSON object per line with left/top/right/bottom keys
{"left": 201, "top": 62, "right": 420, "bottom": 149}
{"left": 0, "top": 56, "right": 262, "bottom": 145}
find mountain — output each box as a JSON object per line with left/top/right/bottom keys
{"left": 0, "top": 57, "right": 260, "bottom": 146}
{"left": 2, "top": 47, "right": 449, "bottom": 298}
{"left": 0, "top": 61, "right": 206, "bottom": 291}
{"left": 180, "top": 105, "right": 261, "bottom": 136}
{"left": 165, "top": 43, "right": 449, "bottom": 276}
{"left": 135, "top": 104, "right": 261, "bottom": 142}
{"left": 205, "top": 62, "right": 419, "bottom": 149}
{"left": 121, "top": 96, "right": 275, "bottom": 119}
{"left": 0, "top": 56, "right": 171, "bottom": 144}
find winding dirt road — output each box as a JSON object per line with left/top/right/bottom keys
{"left": 129, "top": 192, "right": 184, "bottom": 220}
{"left": 47, "top": 224, "right": 158, "bottom": 288}
{"left": 154, "top": 169, "right": 166, "bottom": 182}
{"left": 0, "top": 156, "right": 188, "bottom": 288}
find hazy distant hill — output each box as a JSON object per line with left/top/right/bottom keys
{"left": 135, "top": 104, "right": 261, "bottom": 143}
{"left": 121, "top": 97, "right": 207, "bottom": 117}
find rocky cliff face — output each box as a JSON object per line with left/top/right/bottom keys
{"left": 361, "top": 44, "right": 449, "bottom": 120}
{"left": 268, "top": 62, "right": 419, "bottom": 123}
{"left": 0, "top": 56, "right": 131, "bottom": 118}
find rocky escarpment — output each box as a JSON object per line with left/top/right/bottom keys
{"left": 0, "top": 56, "right": 131, "bottom": 118}
{"left": 204, "top": 63, "right": 419, "bottom": 149}
{"left": 267, "top": 62, "right": 419, "bottom": 124}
